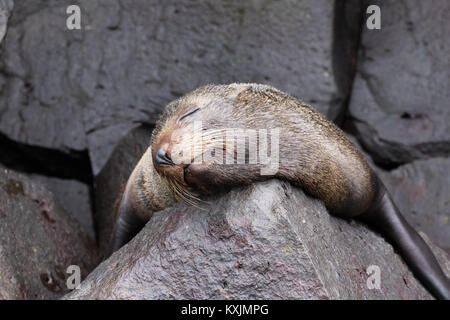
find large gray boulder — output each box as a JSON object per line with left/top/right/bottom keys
{"left": 64, "top": 180, "right": 449, "bottom": 300}
{"left": 349, "top": 0, "right": 450, "bottom": 166}
{"left": 0, "top": 0, "right": 361, "bottom": 174}
{"left": 0, "top": 165, "right": 98, "bottom": 299}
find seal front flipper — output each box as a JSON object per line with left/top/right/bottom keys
{"left": 108, "top": 148, "right": 177, "bottom": 255}
{"left": 109, "top": 179, "right": 149, "bottom": 254}
{"left": 358, "top": 180, "right": 450, "bottom": 300}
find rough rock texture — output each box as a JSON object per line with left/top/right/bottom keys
{"left": 0, "top": 0, "right": 361, "bottom": 174}
{"left": 94, "top": 124, "right": 153, "bottom": 256}
{"left": 0, "top": 0, "right": 13, "bottom": 43}
{"left": 64, "top": 180, "right": 449, "bottom": 300}
{"left": 349, "top": 0, "right": 450, "bottom": 166}
{"left": 0, "top": 165, "right": 98, "bottom": 299}
{"left": 31, "top": 174, "right": 95, "bottom": 239}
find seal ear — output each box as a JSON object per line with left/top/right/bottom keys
{"left": 228, "top": 83, "right": 253, "bottom": 95}
{"left": 178, "top": 107, "right": 200, "bottom": 122}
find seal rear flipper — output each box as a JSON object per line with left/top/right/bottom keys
{"left": 358, "top": 184, "right": 450, "bottom": 300}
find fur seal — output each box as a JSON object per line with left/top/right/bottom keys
{"left": 111, "top": 83, "right": 450, "bottom": 299}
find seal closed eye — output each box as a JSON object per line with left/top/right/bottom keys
{"left": 178, "top": 107, "right": 200, "bottom": 122}
{"left": 110, "top": 83, "right": 450, "bottom": 300}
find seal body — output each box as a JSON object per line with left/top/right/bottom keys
{"left": 111, "top": 83, "right": 450, "bottom": 299}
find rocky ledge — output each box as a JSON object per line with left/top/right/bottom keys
{"left": 64, "top": 180, "right": 449, "bottom": 300}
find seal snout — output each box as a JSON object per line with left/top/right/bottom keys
{"left": 153, "top": 143, "right": 188, "bottom": 187}
{"left": 154, "top": 147, "right": 175, "bottom": 166}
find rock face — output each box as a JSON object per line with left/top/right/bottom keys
{"left": 0, "top": 0, "right": 361, "bottom": 174}
{"left": 31, "top": 175, "right": 95, "bottom": 239}
{"left": 0, "top": 165, "right": 98, "bottom": 299}
{"left": 0, "top": 0, "right": 13, "bottom": 43}
{"left": 349, "top": 0, "right": 450, "bottom": 166}
{"left": 64, "top": 180, "right": 449, "bottom": 300}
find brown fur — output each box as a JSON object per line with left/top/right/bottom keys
{"left": 148, "top": 83, "right": 378, "bottom": 218}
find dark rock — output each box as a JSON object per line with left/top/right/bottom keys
{"left": 64, "top": 180, "right": 449, "bottom": 299}
{"left": 332, "top": 0, "right": 364, "bottom": 123}
{"left": 0, "top": 0, "right": 361, "bottom": 174}
{"left": 94, "top": 124, "right": 153, "bottom": 256}
{"left": 0, "top": 130, "right": 93, "bottom": 184}
{"left": 0, "top": 0, "right": 13, "bottom": 43}
{"left": 349, "top": 0, "right": 450, "bottom": 166}
{"left": 31, "top": 174, "right": 95, "bottom": 239}
{"left": 0, "top": 165, "right": 98, "bottom": 299}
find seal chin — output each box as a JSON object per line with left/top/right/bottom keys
{"left": 183, "top": 163, "right": 226, "bottom": 195}
{"left": 183, "top": 164, "right": 200, "bottom": 190}
{"left": 155, "top": 162, "right": 186, "bottom": 186}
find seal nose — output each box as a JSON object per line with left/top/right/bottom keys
{"left": 155, "top": 148, "right": 175, "bottom": 166}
